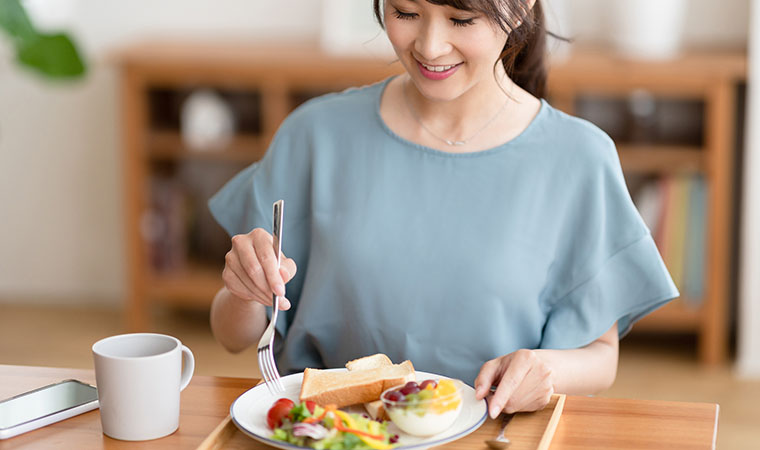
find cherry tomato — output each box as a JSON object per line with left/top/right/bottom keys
{"left": 305, "top": 400, "right": 317, "bottom": 414}
{"left": 266, "top": 398, "right": 295, "bottom": 429}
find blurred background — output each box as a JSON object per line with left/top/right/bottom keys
{"left": 1, "top": 0, "right": 759, "bottom": 447}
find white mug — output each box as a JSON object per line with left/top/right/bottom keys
{"left": 92, "top": 333, "right": 195, "bottom": 441}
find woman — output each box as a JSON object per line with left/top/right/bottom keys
{"left": 209, "top": 0, "right": 678, "bottom": 418}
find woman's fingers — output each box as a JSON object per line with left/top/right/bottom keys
{"left": 222, "top": 262, "right": 257, "bottom": 301}
{"left": 251, "top": 229, "right": 286, "bottom": 297}
{"left": 488, "top": 350, "right": 535, "bottom": 418}
{"left": 223, "top": 257, "right": 292, "bottom": 310}
{"left": 474, "top": 358, "right": 503, "bottom": 400}
{"left": 226, "top": 248, "right": 262, "bottom": 298}
{"left": 224, "top": 230, "right": 297, "bottom": 311}
{"left": 230, "top": 234, "right": 271, "bottom": 298}
{"left": 502, "top": 363, "right": 553, "bottom": 413}
{"left": 280, "top": 257, "right": 297, "bottom": 282}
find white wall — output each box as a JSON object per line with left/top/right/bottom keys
{"left": 559, "top": 0, "right": 749, "bottom": 47}
{"left": 737, "top": 1, "right": 760, "bottom": 378}
{"left": 0, "top": 57, "right": 122, "bottom": 303}
{"left": 0, "top": 0, "right": 750, "bottom": 305}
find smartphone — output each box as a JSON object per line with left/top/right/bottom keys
{"left": 0, "top": 379, "right": 99, "bottom": 440}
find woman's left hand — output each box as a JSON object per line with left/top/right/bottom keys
{"left": 474, "top": 349, "right": 555, "bottom": 418}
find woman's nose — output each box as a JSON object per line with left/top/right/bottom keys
{"left": 414, "top": 20, "right": 453, "bottom": 61}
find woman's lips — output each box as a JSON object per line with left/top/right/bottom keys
{"left": 417, "top": 61, "right": 461, "bottom": 80}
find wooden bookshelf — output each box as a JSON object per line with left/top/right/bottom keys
{"left": 148, "top": 131, "right": 267, "bottom": 163}
{"left": 117, "top": 42, "right": 745, "bottom": 365}
{"left": 117, "top": 41, "right": 404, "bottom": 332}
{"left": 548, "top": 47, "right": 747, "bottom": 365}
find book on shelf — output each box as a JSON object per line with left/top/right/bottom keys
{"left": 142, "top": 176, "right": 189, "bottom": 273}
{"left": 633, "top": 174, "right": 706, "bottom": 307}
{"left": 683, "top": 176, "right": 707, "bottom": 303}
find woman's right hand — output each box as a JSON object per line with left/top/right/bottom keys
{"left": 222, "top": 228, "right": 297, "bottom": 310}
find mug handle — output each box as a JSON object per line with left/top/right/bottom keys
{"left": 179, "top": 345, "right": 195, "bottom": 391}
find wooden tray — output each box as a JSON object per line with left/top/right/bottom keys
{"left": 197, "top": 394, "right": 565, "bottom": 450}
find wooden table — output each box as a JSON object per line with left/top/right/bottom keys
{"left": 0, "top": 365, "right": 719, "bottom": 449}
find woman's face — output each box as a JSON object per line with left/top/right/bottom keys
{"left": 384, "top": 0, "right": 509, "bottom": 102}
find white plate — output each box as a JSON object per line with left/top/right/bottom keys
{"left": 230, "top": 370, "right": 487, "bottom": 450}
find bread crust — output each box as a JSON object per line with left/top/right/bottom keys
{"left": 345, "top": 353, "right": 392, "bottom": 371}
{"left": 298, "top": 358, "right": 416, "bottom": 408}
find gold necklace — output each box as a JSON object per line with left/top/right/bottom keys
{"left": 402, "top": 79, "right": 509, "bottom": 147}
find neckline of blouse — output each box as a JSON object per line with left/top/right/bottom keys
{"left": 373, "top": 76, "right": 548, "bottom": 159}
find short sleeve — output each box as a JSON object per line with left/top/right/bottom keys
{"left": 208, "top": 115, "right": 311, "bottom": 238}
{"left": 539, "top": 132, "right": 679, "bottom": 349}
{"left": 207, "top": 113, "right": 313, "bottom": 338}
{"left": 540, "top": 233, "right": 678, "bottom": 349}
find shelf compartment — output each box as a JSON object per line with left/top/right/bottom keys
{"left": 633, "top": 299, "right": 703, "bottom": 332}
{"left": 148, "top": 87, "right": 263, "bottom": 134}
{"left": 147, "top": 131, "right": 267, "bottom": 163}
{"left": 147, "top": 265, "right": 223, "bottom": 307}
{"left": 618, "top": 145, "right": 704, "bottom": 174}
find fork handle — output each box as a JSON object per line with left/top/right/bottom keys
{"left": 272, "top": 200, "right": 283, "bottom": 266}
{"left": 272, "top": 200, "right": 284, "bottom": 313}
{"left": 496, "top": 413, "right": 514, "bottom": 439}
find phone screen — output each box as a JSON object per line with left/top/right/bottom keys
{"left": 0, "top": 380, "right": 98, "bottom": 430}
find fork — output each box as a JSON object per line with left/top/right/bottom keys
{"left": 257, "top": 199, "right": 286, "bottom": 395}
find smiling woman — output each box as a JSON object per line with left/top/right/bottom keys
{"left": 208, "top": 0, "right": 679, "bottom": 421}
{"left": 374, "top": 0, "right": 544, "bottom": 153}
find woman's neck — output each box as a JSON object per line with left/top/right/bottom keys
{"left": 379, "top": 68, "right": 542, "bottom": 154}
{"left": 404, "top": 69, "right": 514, "bottom": 141}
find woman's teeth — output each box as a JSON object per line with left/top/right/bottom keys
{"left": 421, "top": 63, "right": 458, "bottom": 72}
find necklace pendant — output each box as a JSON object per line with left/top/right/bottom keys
{"left": 446, "top": 140, "right": 466, "bottom": 146}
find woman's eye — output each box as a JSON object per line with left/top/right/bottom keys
{"left": 451, "top": 17, "right": 475, "bottom": 27}
{"left": 392, "top": 8, "right": 417, "bottom": 20}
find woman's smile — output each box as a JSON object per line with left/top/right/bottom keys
{"left": 417, "top": 60, "right": 462, "bottom": 80}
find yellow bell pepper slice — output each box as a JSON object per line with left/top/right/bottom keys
{"left": 333, "top": 410, "right": 395, "bottom": 450}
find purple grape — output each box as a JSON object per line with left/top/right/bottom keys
{"left": 385, "top": 390, "right": 405, "bottom": 402}
{"left": 400, "top": 381, "right": 420, "bottom": 396}
{"left": 419, "top": 379, "right": 437, "bottom": 390}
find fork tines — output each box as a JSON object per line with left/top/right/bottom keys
{"left": 258, "top": 342, "right": 285, "bottom": 395}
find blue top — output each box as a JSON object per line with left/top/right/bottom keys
{"left": 209, "top": 78, "right": 679, "bottom": 384}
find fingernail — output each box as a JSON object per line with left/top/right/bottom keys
{"left": 489, "top": 406, "right": 499, "bottom": 419}
{"left": 280, "top": 298, "right": 291, "bottom": 310}
{"left": 275, "top": 284, "right": 285, "bottom": 296}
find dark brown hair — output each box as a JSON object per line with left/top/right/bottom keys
{"left": 373, "top": 0, "right": 548, "bottom": 98}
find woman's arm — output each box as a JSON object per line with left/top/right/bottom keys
{"left": 209, "top": 286, "right": 270, "bottom": 353}
{"left": 474, "top": 322, "right": 619, "bottom": 418}
{"left": 534, "top": 322, "right": 619, "bottom": 395}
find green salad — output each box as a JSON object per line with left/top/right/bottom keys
{"left": 266, "top": 399, "right": 397, "bottom": 450}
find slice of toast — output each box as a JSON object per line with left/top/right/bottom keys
{"left": 299, "top": 358, "right": 415, "bottom": 408}
{"left": 363, "top": 399, "right": 388, "bottom": 421}
{"left": 345, "top": 353, "right": 392, "bottom": 371}
{"left": 344, "top": 354, "right": 415, "bottom": 420}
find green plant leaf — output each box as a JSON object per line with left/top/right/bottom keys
{"left": 1, "top": 0, "right": 86, "bottom": 78}
{"left": 0, "top": 0, "right": 36, "bottom": 41}
{"left": 17, "top": 33, "right": 86, "bottom": 77}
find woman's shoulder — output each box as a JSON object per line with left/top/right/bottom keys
{"left": 534, "top": 100, "right": 620, "bottom": 168}
{"left": 284, "top": 79, "right": 388, "bottom": 127}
